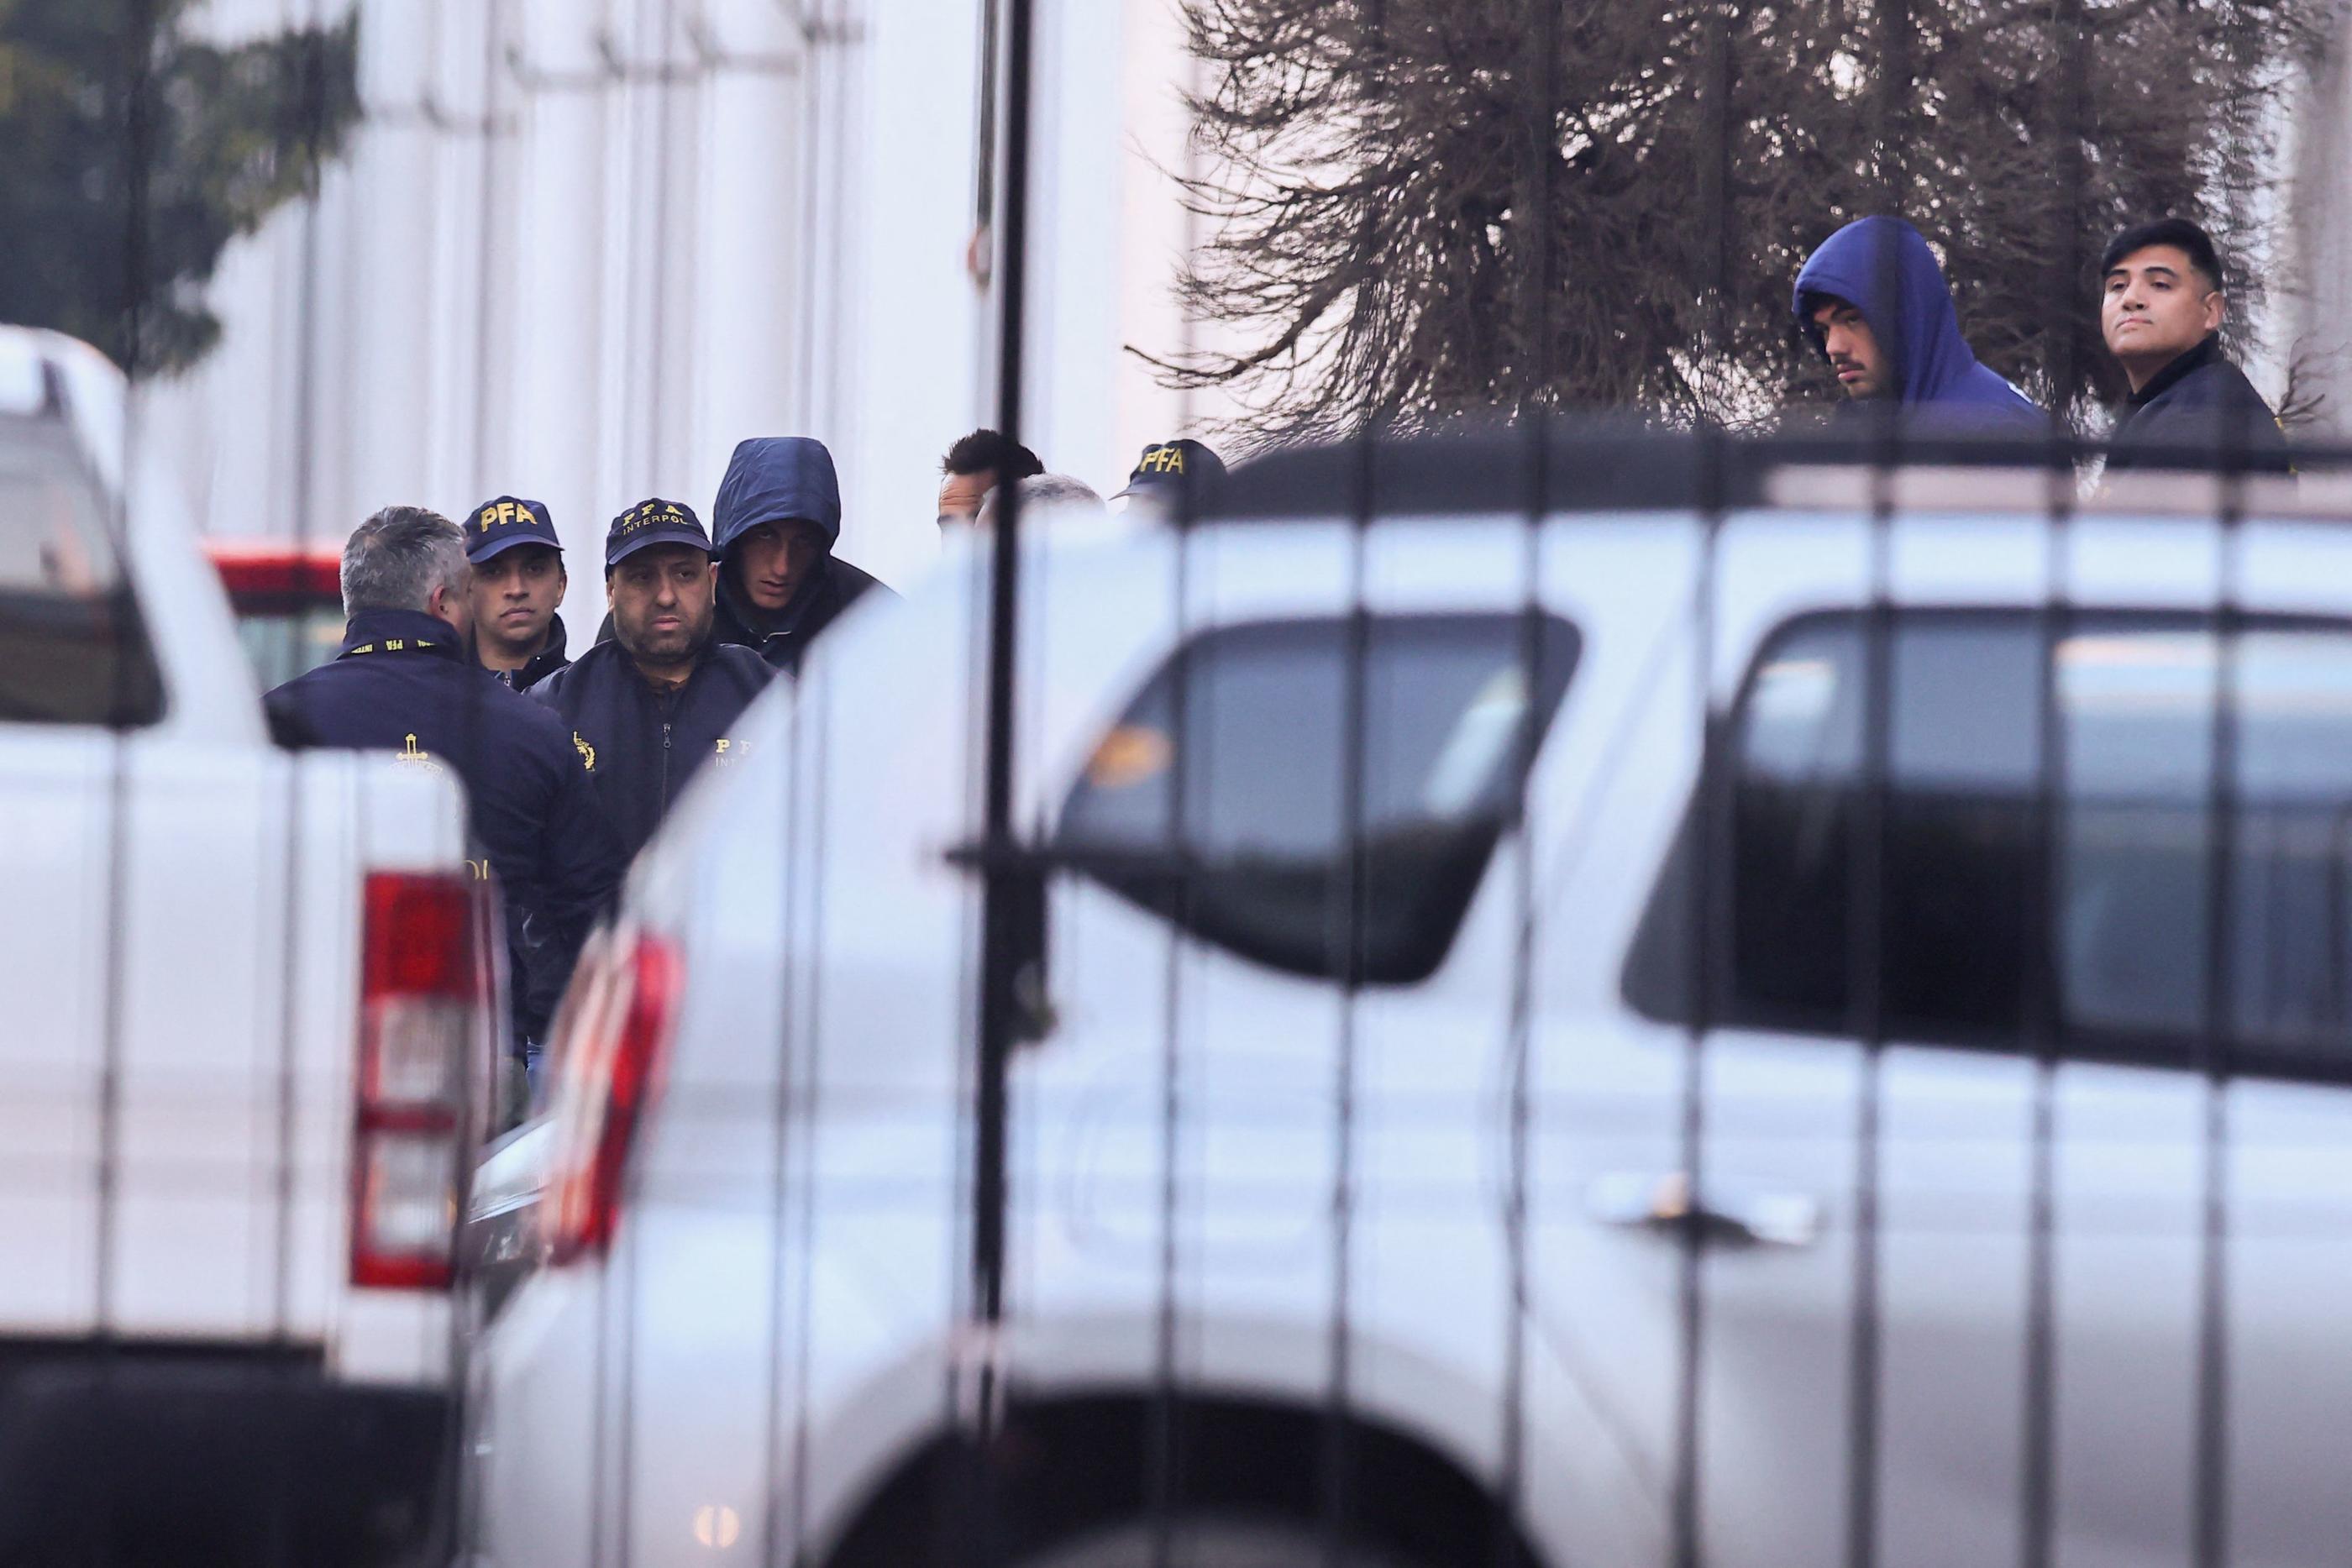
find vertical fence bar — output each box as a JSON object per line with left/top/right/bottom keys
{"left": 761, "top": 645, "right": 810, "bottom": 1568}
{"left": 1145, "top": 475, "right": 1194, "bottom": 1568}
{"left": 1318, "top": 416, "right": 1373, "bottom": 1568}
{"left": 1670, "top": 3, "right": 1740, "bottom": 1565}
{"left": 1495, "top": 1, "right": 1558, "bottom": 1555}
{"left": 2019, "top": 4, "right": 2089, "bottom": 1565}
{"left": 2191, "top": 413, "right": 2249, "bottom": 1568}
{"left": 87, "top": 5, "right": 162, "bottom": 1562}
{"left": 1843, "top": 1, "right": 1916, "bottom": 1561}
{"left": 963, "top": 0, "right": 1038, "bottom": 1560}
{"left": 2189, "top": 10, "right": 2265, "bottom": 1560}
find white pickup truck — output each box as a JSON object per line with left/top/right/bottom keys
{"left": 0, "top": 327, "right": 493, "bottom": 1566}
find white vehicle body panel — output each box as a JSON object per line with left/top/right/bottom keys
{"left": 0, "top": 328, "right": 470, "bottom": 1381}
{"left": 472, "top": 480, "right": 2352, "bottom": 1566}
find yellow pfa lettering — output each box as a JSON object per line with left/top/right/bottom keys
{"left": 1143, "top": 446, "right": 1184, "bottom": 474}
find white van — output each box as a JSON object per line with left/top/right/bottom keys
{"left": 467, "top": 430, "right": 2352, "bottom": 1568}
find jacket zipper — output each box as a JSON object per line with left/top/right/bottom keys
{"left": 659, "top": 719, "right": 673, "bottom": 810}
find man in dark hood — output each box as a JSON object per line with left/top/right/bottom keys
{"left": 709, "top": 435, "right": 894, "bottom": 674}
{"left": 2098, "top": 218, "right": 2292, "bottom": 475}
{"left": 1793, "top": 216, "right": 2045, "bottom": 436}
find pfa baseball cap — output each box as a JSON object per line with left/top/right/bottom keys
{"left": 1112, "top": 438, "right": 1227, "bottom": 501}
{"left": 465, "top": 496, "right": 563, "bottom": 564}
{"left": 605, "top": 497, "right": 713, "bottom": 569}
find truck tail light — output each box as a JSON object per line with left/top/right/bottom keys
{"left": 351, "top": 870, "right": 484, "bottom": 1289}
{"left": 547, "top": 926, "right": 683, "bottom": 1264}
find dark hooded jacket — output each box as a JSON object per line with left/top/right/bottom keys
{"left": 709, "top": 436, "right": 895, "bottom": 675}
{"left": 2105, "top": 334, "right": 2292, "bottom": 475}
{"left": 490, "top": 610, "right": 571, "bottom": 694}
{"left": 532, "top": 636, "right": 775, "bottom": 863}
{"left": 1793, "top": 217, "right": 2046, "bottom": 437}
{"left": 262, "top": 609, "right": 625, "bottom": 1046}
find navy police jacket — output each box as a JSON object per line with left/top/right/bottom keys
{"left": 531, "top": 637, "right": 774, "bottom": 863}
{"left": 263, "top": 609, "right": 625, "bottom": 1046}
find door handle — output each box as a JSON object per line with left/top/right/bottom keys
{"left": 1586, "top": 1172, "right": 1822, "bottom": 1249}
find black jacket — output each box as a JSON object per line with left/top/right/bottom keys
{"left": 487, "top": 611, "right": 571, "bottom": 694}
{"left": 706, "top": 435, "right": 895, "bottom": 675}
{"left": 710, "top": 556, "right": 890, "bottom": 675}
{"left": 532, "top": 637, "right": 775, "bottom": 863}
{"left": 264, "top": 609, "right": 625, "bottom": 1046}
{"left": 2108, "top": 335, "right": 2293, "bottom": 475}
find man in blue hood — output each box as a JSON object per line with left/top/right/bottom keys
{"left": 1793, "top": 216, "right": 2045, "bottom": 435}
{"left": 708, "top": 435, "right": 893, "bottom": 674}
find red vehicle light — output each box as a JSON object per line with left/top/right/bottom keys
{"left": 350, "top": 871, "right": 486, "bottom": 1289}
{"left": 546, "top": 926, "right": 685, "bottom": 1264}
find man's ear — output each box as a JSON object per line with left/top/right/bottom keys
{"left": 428, "top": 581, "right": 467, "bottom": 631}
{"left": 605, "top": 573, "right": 619, "bottom": 611}
{"left": 2205, "top": 290, "right": 2228, "bottom": 333}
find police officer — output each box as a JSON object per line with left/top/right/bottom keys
{"left": 463, "top": 495, "right": 572, "bottom": 690}
{"left": 533, "top": 499, "right": 774, "bottom": 863}
{"left": 265, "top": 506, "right": 624, "bottom": 1062}
{"left": 1110, "top": 437, "right": 1228, "bottom": 510}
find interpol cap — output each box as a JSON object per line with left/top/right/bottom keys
{"left": 1113, "top": 438, "right": 1227, "bottom": 501}
{"left": 465, "top": 496, "right": 564, "bottom": 564}
{"left": 606, "top": 497, "right": 713, "bottom": 569}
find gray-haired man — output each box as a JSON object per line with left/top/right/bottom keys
{"left": 264, "top": 506, "right": 624, "bottom": 1067}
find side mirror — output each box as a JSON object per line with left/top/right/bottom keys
{"left": 953, "top": 844, "right": 1058, "bottom": 1046}
{"left": 1005, "top": 863, "right": 1054, "bottom": 1044}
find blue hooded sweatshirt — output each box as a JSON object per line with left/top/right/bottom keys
{"left": 712, "top": 435, "right": 843, "bottom": 553}
{"left": 705, "top": 435, "right": 891, "bottom": 674}
{"left": 1793, "top": 217, "right": 2045, "bottom": 435}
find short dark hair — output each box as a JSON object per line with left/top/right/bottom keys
{"left": 942, "top": 428, "right": 1044, "bottom": 482}
{"left": 2101, "top": 218, "right": 2223, "bottom": 292}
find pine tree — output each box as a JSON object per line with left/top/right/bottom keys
{"left": 1154, "top": 0, "right": 2326, "bottom": 440}
{"left": 0, "top": 1, "right": 360, "bottom": 375}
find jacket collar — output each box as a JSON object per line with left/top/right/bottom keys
{"left": 339, "top": 608, "right": 465, "bottom": 662}
{"left": 2128, "top": 333, "right": 2223, "bottom": 409}
{"left": 521, "top": 611, "right": 571, "bottom": 680}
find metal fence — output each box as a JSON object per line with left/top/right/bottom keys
{"left": 10, "top": 1, "right": 2352, "bottom": 1566}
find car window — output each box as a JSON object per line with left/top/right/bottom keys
{"left": 1625, "top": 611, "right": 2352, "bottom": 1078}
{"left": 0, "top": 435, "right": 162, "bottom": 726}
{"left": 1058, "top": 612, "right": 1580, "bottom": 984}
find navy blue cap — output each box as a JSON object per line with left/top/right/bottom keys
{"left": 465, "top": 496, "right": 564, "bottom": 564}
{"left": 606, "top": 497, "right": 713, "bottom": 569}
{"left": 1113, "top": 438, "right": 1227, "bottom": 500}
